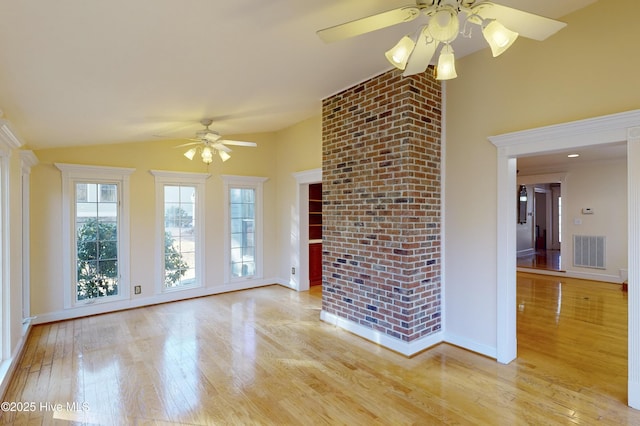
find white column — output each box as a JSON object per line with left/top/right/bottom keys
{"left": 628, "top": 126, "right": 640, "bottom": 408}
{"left": 496, "top": 149, "right": 517, "bottom": 363}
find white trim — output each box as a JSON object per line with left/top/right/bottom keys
{"left": 490, "top": 110, "right": 640, "bottom": 152}
{"left": 19, "top": 151, "right": 38, "bottom": 171}
{"left": 444, "top": 331, "right": 497, "bottom": 359}
{"left": 20, "top": 151, "right": 37, "bottom": 322}
{"left": 320, "top": 310, "right": 444, "bottom": 356}
{"left": 55, "top": 163, "right": 135, "bottom": 309}
{"left": 32, "top": 277, "right": 281, "bottom": 324}
{"left": 320, "top": 310, "right": 444, "bottom": 357}
{"left": 0, "top": 321, "right": 31, "bottom": 398}
{"left": 0, "top": 119, "right": 23, "bottom": 150}
{"left": 293, "top": 168, "right": 322, "bottom": 292}
{"left": 0, "top": 151, "right": 9, "bottom": 359}
{"left": 489, "top": 109, "right": 640, "bottom": 408}
{"left": 221, "top": 175, "right": 268, "bottom": 284}
{"left": 440, "top": 81, "right": 447, "bottom": 337}
{"left": 628, "top": 126, "right": 640, "bottom": 408}
{"left": 516, "top": 267, "right": 622, "bottom": 284}
{"left": 150, "top": 170, "right": 209, "bottom": 294}
{"left": 292, "top": 169, "right": 321, "bottom": 184}
{"left": 55, "top": 163, "right": 135, "bottom": 176}
{"left": 516, "top": 248, "right": 536, "bottom": 257}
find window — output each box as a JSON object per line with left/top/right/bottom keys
{"left": 230, "top": 187, "right": 255, "bottom": 278}
{"left": 222, "top": 175, "right": 267, "bottom": 282}
{"left": 75, "top": 182, "right": 119, "bottom": 301}
{"left": 56, "top": 163, "right": 134, "bottom": 308}
{"left": 151, "top": 170, "right": 208, "bottom": 292}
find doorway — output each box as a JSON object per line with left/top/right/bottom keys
{"left": 516, "top": 181, "right": 562, "bottom": 273}
{"left": 490, "top": 109, "right": 640, "bottom": 408}
{"left": 293, "top": 168, "right": 322, "bottom": 292}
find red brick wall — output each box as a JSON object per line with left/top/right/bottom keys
{"left": 321, "top": 68, "right": 442, "bottom": 343}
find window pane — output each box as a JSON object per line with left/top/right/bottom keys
{"left": 163, "top": 185, "right": 197, "bottom": 288}
{"left": 99, "top": 184, "right": 117, "bottom": 202}
{"left": 76, "top": 184, "right": 88, "bottom": 202}
{"left": 76, "top": 182, "right": 119, "bottom": 302}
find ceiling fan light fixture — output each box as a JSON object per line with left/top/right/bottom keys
{"left": 428, "top": 7, "right": 459, "bottom": 43}
{"left": 201, "top": 146, "right": 213, "bottom": 164}
{"left": 482, "top": 19, "right": 518, "bottom": 57}
{"left": 385, "top": 35, "right": 416, "bottom": 70}
{"left": 435, "top": 44, "right": 457, "bottom": 80}
{"left": 403, "top": 30, "right": 439, "bottom": 77}
{"left": 184, "top": 147, "right": 197, "bottom": 160}
{"left": 218, "top": 151, "right": 231, "bottom": 162}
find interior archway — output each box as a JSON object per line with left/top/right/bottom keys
{"left": 489, "top": 109, "right": 640, "bottom": 408}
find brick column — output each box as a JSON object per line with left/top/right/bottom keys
{"left": 322, "top": 68, "right": 442, "bottom": 343}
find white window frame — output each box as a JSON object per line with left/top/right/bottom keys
{"left": 56, "top": 163, "right": 135, "bottom": 309}
{"left": 222, "top": 175, "right": 268, "bottom": 284}
{"left": 150, "top": 170, "right": 209, "bottom": 294}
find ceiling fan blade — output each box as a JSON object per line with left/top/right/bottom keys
{"left": 213, "top": 143, "right": 232, "bottom": 153}
{"left": 204, "top": 132, "right": 221, "bottom": 142}
{"left": 317, "top": 6, "right": 421, "bottom": 43}
{"left": 221, "top": 140, "right": 257, "bottom": 147}
{"left": 174, "top": 141, "right": 200, "bottom": 148}
{"left": 473, "top": 2, "right": 566, "bottom": 41}
{"left": 403, "top": 33, "right": 439, "bottom": 77}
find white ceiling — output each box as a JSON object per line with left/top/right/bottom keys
{"left": 0, "top": 0, "right": 596, "bottom": 149}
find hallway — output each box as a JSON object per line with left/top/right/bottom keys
{"left": 517, "top": 249, "right": 562, "bottom": 272}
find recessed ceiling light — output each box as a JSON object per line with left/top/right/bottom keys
{"left": 567, "top": 154, "right": 580, "bottom": 158}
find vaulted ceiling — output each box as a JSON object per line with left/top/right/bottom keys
{"left": 0, "top": 0, "right": 596, "bottom": 149}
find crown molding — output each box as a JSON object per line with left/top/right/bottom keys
{"left": 0, "top": 118, "right": 23, "bottom": 150}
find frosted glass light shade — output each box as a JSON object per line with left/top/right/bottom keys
{"left": 436, "top": 44, "right": 457, "bottom": 80}
{"left": 428, "top": 7, "right": 459, "bottom": 43}
{"left": 201, "top": 146, "right": 213, "bottom": 164}
{"left": 403, "top": 31, "right": 439, "bottom": 77}
{"left": 219, "top": 150, "right": 231, "bottom": 162}
{"left": 482, "top": 20, "right": 518, "bottom": 57}
{"left": 385, "top": 36, "right": 415, "bottom": 70}
{"left": 184, "top": 148, "right": 197, "bottom": 160}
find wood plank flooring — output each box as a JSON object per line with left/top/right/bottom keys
{"left": 1, "top": 273, "right": 638, "bottom": 425}
{"left": 517, "top": 249, "right": 562, "bottom": 272}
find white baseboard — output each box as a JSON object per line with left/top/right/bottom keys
{"left": 274, "top": 277, "right": 297, "bottom": 290}
{"left": 517, "top": 248, "right": 535, "bottom": 257}
{"left": 443, "top": 331, "right": 498, "bottom": 359}
{"left": 320, "top": 310, "right": 444, "bottom": 356}
{"left": 629, "top": 380, "right": 640, "bottom": 410}
{"left": 33, "top": 277, "right": 283, "bottom": 324}
{"left": 517, "top": 267, "right": 623, "bottom": 284}
{"left": 0, "top": 320, "right": 32, "bottom": 399}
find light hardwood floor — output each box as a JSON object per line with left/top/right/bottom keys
{"left": 1, "top": 273, "right": 638, "bottom": 425}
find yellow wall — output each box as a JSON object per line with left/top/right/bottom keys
{"left": 30, "top": 133, "right": 279, "bottom": 318}
{"left": 444, "top": 0, "right": 640, "bottom": 347}
{"left": 274, "top": 115, "right": 322, "bottom": 283}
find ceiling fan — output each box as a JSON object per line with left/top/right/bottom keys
{"left": 317, "top": 0, "right": 566, "bottom": 80}
{"left": 179, "top": 118, "right": 257, "bottom": 164}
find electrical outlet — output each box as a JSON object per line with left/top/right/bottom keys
{"left": 134, "top": 285, "right": 141, "bottom": 295}
{"left": 291, "top": 267, "right": 296, "bottom": 275}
